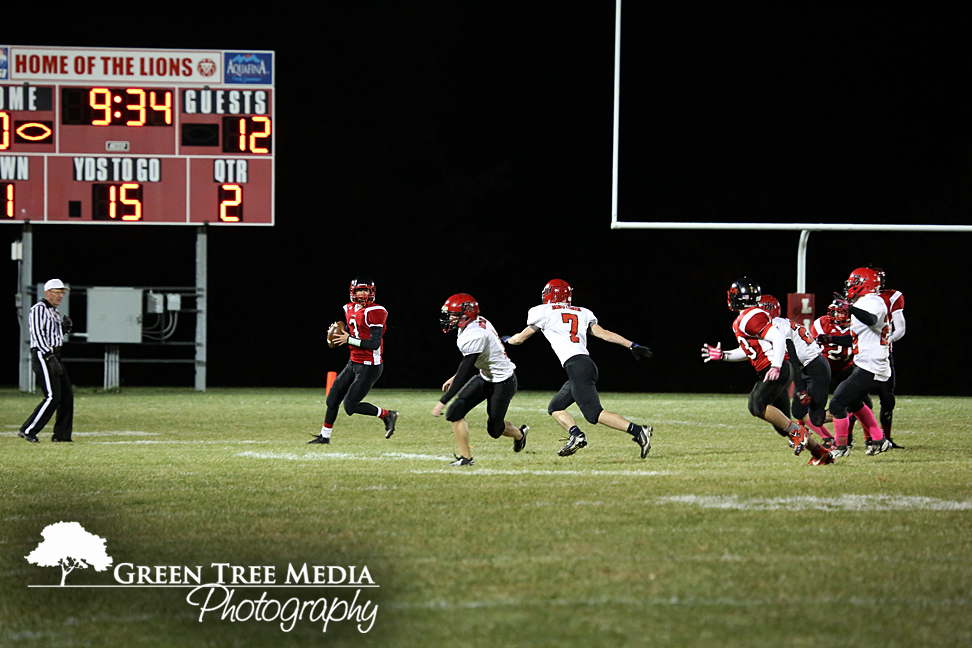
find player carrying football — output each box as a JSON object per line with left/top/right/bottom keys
{"left": 701, "top": 278, "right": 833, "bottom": 465}
{"left": 503, "top": 279, "right": 654, "bottom": 459}
{"left": 308, "top": 275, "right": 398, "bottom": 445}
{"left": 432, "top": 294, "right": 528, "bottom": 466}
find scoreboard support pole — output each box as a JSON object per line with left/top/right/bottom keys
{"left": 195, "top": 226, "right": 207, "bottom": 392}
{"left": 16, "top": 224, "right": 34, "bottom": 393}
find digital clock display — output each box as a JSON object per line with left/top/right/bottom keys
{"left": 62, "top": 87, "right": 173, "bottom": 126}
{"left": 0, "top": 45, "right": 275, "bottom": 226}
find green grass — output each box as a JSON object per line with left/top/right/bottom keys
{"left": 1, "top": 388, "right": 971, "bottom": 647}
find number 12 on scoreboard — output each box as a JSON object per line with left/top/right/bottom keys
{"left": 219, "top": 184, "right": 243, "bottom": 222}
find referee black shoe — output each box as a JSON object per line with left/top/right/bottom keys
{"left": 383, "top": 410, "right": 398, "bottom": 439}
{"left": 513, "top": 425, "right": 529, "bottom": 452}
{"left": 19, "top": 431, "right": 39, "bottom": 443}
{"left": 307, "top": 435, "right": 330, "bottom": 444}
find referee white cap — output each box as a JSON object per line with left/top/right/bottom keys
{"left": 44, "top": 279, "right": 69, "bottom": 291}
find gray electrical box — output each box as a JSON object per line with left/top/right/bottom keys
{"left": 87, "top": 287, "right": 143, "bottom": 343}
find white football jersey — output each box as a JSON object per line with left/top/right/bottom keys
{"left": 527, "top": 303, "right": 597, "bottom": 366}
{"left": 851, "top": 293, "right": 891, "bottom": 381}
{"left": 772, "top": 316, "right": 822, "bottom": 367}
{"left": 457, "top": 316, "right": 515, "bottom": 382}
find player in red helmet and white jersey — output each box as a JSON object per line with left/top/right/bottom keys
{"left": 504, "top": 279, "right": 654, "bottom": 459}
{"left": 825, "top": 268, "right": 894, "bottom": 456}
{"left": 702, "top": 279, "right": 833, "bottom": 465}
{"left": 757, "top": 295, "right": 833, "bottom": 447}
{"left": 874, "top": 268, "right": 905, "bottom": 447}
{"left": 432, "top": 293, "right": 527, "bottom": 467}
{"left": 308, "top": 275, "right": 398, "bottom": 445}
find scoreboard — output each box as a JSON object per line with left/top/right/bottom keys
{"left": 0, "top": 45, "right": 274, "bottom": 226}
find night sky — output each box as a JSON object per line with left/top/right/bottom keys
{"left": 3, "top": 4, "right": 970, "bottom": 396}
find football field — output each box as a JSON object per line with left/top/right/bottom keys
{"left": 2, "top": 388, "right": 970, "bottom": 647}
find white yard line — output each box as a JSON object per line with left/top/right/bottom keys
{"left": 657, "top": 494, "right": 972, "bottom": 511}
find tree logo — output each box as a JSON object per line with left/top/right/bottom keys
{"left": 25, "top": 521, "right": 113, "bottom": 586}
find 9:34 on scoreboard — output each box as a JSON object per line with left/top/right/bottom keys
{"left": 0, "top": 45, "right": 275, "bottom": 226}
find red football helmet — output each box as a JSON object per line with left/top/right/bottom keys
{"left": 758, "top": 294, "right": 781, "bottom": 319}
{"left": 350, "top": 275, "right": 376, "bottom": 306}
{"left": 440, "top": 293, "right": 479, "bottom": 333}
{"left": 542, "top": 279, "right": 572, "bottom": 304}
{"left": 844, "top": 267, "right": 881, "bottom": 301}
{"left": 827, "top": 300, "right": 850, "bottom": 328}
{"left": 727, "top": 277, "right": 761, "bottom": 311}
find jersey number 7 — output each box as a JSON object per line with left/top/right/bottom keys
{"left": 561, "top": 313, "right": 580, "bottom": 343}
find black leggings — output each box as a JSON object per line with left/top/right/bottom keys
{"left": 548, "top": 355, "right": 603, "bottom": 424}
{"left": 324, "top": 361, "right": 383, "bottom": 425}
{"left": 446, "top": 374, "right": 518, "bottom": 438}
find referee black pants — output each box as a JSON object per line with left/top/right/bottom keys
{"left": 21, "top": 349, "right": 74, "bottom": 440}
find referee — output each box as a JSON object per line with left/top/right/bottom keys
{"left": 19, "top": 279, "right": 74, "bottom": 443}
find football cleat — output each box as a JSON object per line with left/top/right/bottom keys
{"left": 808, "top": 454, "right": 834, "bottom": 466}
{"left": 449, "top": 455, "right": 474, "bottom": 467}
{"left": 383, "top": 410, "right": 398, "bottom": 439}
{"left": 886, "top": 436, "right": 904, "bottom": 449}
{"left": 307, "top": 435, "right": 330, "bottom": 445}
{"left": 634, "top": 425, "right": 653, "bottom": 459}
{"left": 513, "top": 425, "right": 529, "bottom": 452}
{"left": 18, "top": 430, "right": 39, "bottom": 443}
{"left": 557, "top": 431, "right": 588, "bottom": 457}
{"left": 788, "top": 425, "right": 810, "bottom": 456}
{"left": 865, "top": 438, "right": 892, "bottom": 456}
{"left": 51, "top": 437, "right": 73, "bottom": 442}
{"left": 830, "top": 444, "right": 850, "bottom": 458}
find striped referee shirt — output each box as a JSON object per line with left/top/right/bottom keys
{"left": 29, "top": 299, "right": 65, "bottom": 354}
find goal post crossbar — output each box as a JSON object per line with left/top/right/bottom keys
{"left": 610, "top": 221, "right": 972, "bottom": 233}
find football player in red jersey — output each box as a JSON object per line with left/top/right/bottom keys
{"left": 874, "top": 268, "right": 905, "bottom": 448}
{"left": 308, "top": 276, "right": 398, "bottom": 445}
{"left": 821, "top": 268, "right": 894, "bottom": 456}
{"left": 701, "top": 278, "right": 833, "bottom": 465}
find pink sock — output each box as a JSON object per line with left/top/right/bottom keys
{"left": 806, "top": 420, "right": 832, "bottom": 440}
{"left": 833, "top": 417, "right": 850, "bottom": 446}
{"left": 852, "top": 405, "right": 883, "bottom": 441}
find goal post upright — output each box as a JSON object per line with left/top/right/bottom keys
{"left": 610, "top": 0, "right": 972, "bottom": 293}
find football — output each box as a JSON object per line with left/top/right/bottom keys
{"left": 327, "top": 321, "right": 347, "bottom": 348}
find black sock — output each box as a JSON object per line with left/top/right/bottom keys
{"left": 626, "top": 422, "right": 639, "bottom": 436}
{"left": 569, "top": 425, "right": 582, "bottom": 436}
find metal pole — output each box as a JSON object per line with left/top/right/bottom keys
{"left": 195, "top": 225, "right": 207, "bottom": 392}
{"left": 797, "top": 229, "right": 810, "bottom": 293}
{"left": 18, "top": 224, "right": 34, "bottom": 393}
{"left": 611, "top": 0, "right": 622, "bottom": 227}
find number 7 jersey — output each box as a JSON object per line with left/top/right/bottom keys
{"left": 527, "top": 303, "right": 597, "bottom": 366}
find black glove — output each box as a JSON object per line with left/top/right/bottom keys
{"left": 815, "top": 334, "right": 833, "bottom": 345}
{"left": 43, "top": 352, "right": 64, "bottom": 377}
{"left": 61, "top": 316, "right": 73, "bottom": 334}
{"left": 629, "top": 343, "right": 653, "bottom": 361}
{"left": 500, "top": 335, "right": 512, "bottom": 344}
